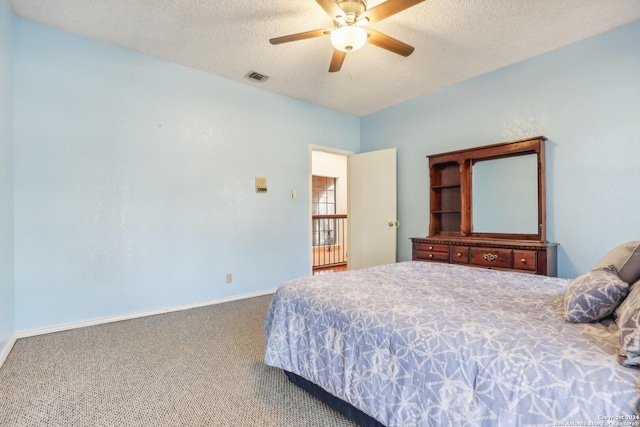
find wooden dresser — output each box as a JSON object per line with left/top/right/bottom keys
{"left": 411, "top": 237, "right": 558, "bottom": 276}
{"left": 414, "top": 136, "right": 558, "bottom": 277}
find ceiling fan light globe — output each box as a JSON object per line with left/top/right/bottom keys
{"left": 331, "top": 26, "right": 367, "bottom": 52}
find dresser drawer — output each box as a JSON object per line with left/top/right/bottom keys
{"left": 513, "top": 250, "right": 536, "bottom": 271}
{"left": 414, "top": 243, "right": 448, "bottom": 253}
{"left": 415, "top": 250, "right": 449, "bottom": 262}
{"left": 469, "top": 248, "right": 512, "bottom": 269}
{"left": 450, "top": 246, "right": 469, "bottom": 264}
{"left": 412, "top": 241, "right": 449, "bottom": 262}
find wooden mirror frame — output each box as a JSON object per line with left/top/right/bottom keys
{"left": 428, "top": 136, "right": 547, "bottom": 242}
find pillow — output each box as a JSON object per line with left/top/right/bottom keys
{"left": 593, "top": 241, "right": 640, "bottom": 285}
{"left": 614, "top": 278, "right": 640, "bottom": 367}
{"left": 563, "top": 265, "right": 629, "bottom": 323}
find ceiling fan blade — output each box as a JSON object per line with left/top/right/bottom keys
{"left": 360, "top": 0, "right": 424, "bottom": 24}
{"left": 316, "top": 0, "right": 346, "bottom": 20}
{"left": 366, "top": 29, "right": 414, "bottom": 57}
{"left": 270, "top": 29, "right": 331, "bottom": 45}
{"left": 329, "top": 49, "right": 347, "bottom": 73}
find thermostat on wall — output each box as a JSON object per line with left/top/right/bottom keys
{"left": 255, "top": 177, "right": 267, "bottom": 193}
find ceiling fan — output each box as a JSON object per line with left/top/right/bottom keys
{"left": 270, "top": 0, "right": 425, "bottom": 72}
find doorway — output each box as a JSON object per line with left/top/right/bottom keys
{"left": 308, "top": 145, "right": 398, "bottom": 275}
{"left": 310, "top": 147, "right": 351, "bottom": 275}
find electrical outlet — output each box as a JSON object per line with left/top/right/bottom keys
{"left": 226, "top": 273, "right": 232, "bottom": 283}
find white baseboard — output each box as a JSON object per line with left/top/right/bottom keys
{"left": 0, "top": 333, "right": 17, "bottom": 369}
{"left": 16, "top": 289, "right": 277, "bottom": 339}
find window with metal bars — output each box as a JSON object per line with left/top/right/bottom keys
{"left": 312, "top": 176, "right": 337, "bottom": 247}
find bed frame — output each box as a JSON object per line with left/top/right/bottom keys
{"left": 284, "top": 370, "right": 383, "bottom": 427}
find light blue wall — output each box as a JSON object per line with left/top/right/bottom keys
{"left": 13, "top": 19, "right": 359, "bottom": 331}
{"left": 361, "top": 20, "right": 640, "bottom": 279}
{"left": 9, "top": 15, "right": 640, "bottom": 331}
{"left": 0, "top": 0, "right": 14, "bottom": 351}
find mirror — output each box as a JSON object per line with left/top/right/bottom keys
{"left": 472, "top": 154, "right": 538, "bottom": 234}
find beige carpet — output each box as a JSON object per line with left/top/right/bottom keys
{"left": 0, "top": 295, "right": 357, "bottom": 427}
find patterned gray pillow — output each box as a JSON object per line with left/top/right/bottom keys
{"left": 564, "top": 265, "right": 629, "bottom": 323}
{"left": 614, "top": 279, "right": 640, "bottom": 367}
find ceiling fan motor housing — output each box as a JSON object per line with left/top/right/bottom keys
{"left": 336, "top": 0, "right": 367, "bottom": 24}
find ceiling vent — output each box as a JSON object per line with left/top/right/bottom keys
{"left": 244, "top": 71, "right": 269, "bottom": 83}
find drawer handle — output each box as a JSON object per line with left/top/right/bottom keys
{"left": 428, "top": 246, "right": 433, "bottom": 250}
{"left": 456, "top": 252, "right": 462, "bottom": 257}
{"left": 520, "top": 258, "right": 527, "bottom": 264}
{"left": 428, "top": 254, "right": 433, "bottom": 258}
{"left": 482, "top": 253, "right": 498, "bottom": 262}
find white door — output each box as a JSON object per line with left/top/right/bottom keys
{"left": 348, "top": 148, "right": 397, "bottom": 270}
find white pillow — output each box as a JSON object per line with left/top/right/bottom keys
{"left": 593, "top": 241, "right": 640, "bottom": 285}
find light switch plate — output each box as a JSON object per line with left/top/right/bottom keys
{"left": 255, "top": 177, "right": 267, "bottom": 193}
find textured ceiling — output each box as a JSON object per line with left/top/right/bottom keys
{"left": 10, "top": 0, "right": 640, "bottom": 117}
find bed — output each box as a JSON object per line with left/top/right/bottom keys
{"left": 264, "top": 261, "right": 640, "bottom": 426}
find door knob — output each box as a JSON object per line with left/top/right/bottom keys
{"left": 388, "top": 221, "right": 400, "bottom": 227}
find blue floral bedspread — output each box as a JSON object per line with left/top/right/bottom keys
{"left": 264, "top": 262, "right": 640, "bottom": 426}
